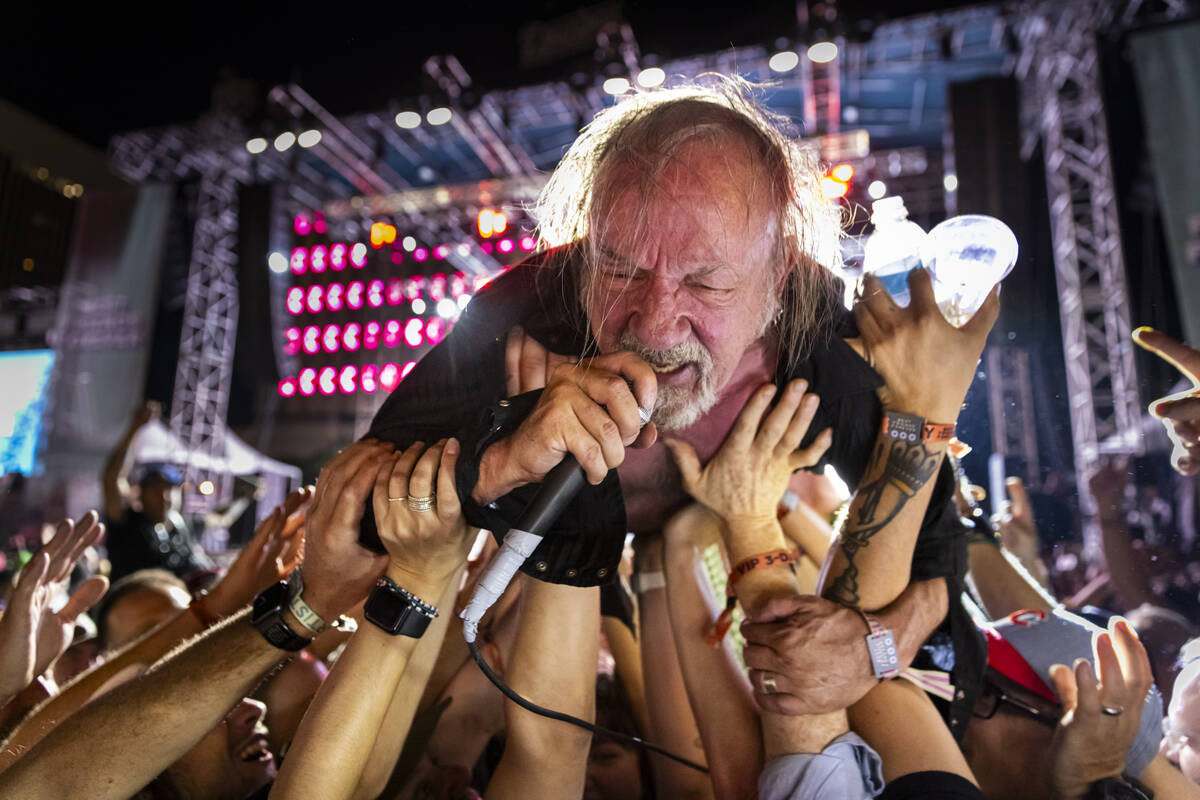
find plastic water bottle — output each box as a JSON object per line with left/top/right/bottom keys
{"left": 926, "top": 214, "right": 1018, "bottom": 326}
{"left": 861, "top": 196, "right": 930, "bottom": 307}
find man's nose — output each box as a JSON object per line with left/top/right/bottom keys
{"left": 227, "top": 697, "right": 267, "bottom": 730}
{"left": 628, "top": 280, "right": 686, "bottom": 349}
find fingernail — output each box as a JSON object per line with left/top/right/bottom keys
{"left": 1132, "top": 326, "right": 1155, "bottom": 339}
{"left": 446, "top": 438, "right": 459, "bottom": 455}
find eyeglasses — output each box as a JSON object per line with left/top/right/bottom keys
{"left": 972, "top": 678, "right": 1061, "bottom": 726}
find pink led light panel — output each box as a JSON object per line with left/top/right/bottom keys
{"left": 450, "top": 272, "right": 466, "bottom": 298}
{"left": 298, "top": 368, "right": 317, "bottom": 396}
{"left": 310, "top": 245, "right": 328, "bottom": 273}
{"left": 413, "top": 247, "right": 428, "bottom": 262}
{"left": 322, "top": 324, "right": 340, "bottom": 353}
{"left": 318, "top": 367, "right": 336, "bottom": 395}
{"left": 284, "top": 327, "right": 301, "bottom": 355}
{"left": 405, "top": 276, "right": 425, "bottom": 301}
{"left": 384, "top": 319, "right": 402, "bottom": 348}
{"left": 387, "top": 278, "right": 404, "bottom": 306}
{"left": 325, "top": 283, "right": 344, "bottom": 311}
{"left": 380, "top": 363, "right": 400, "bottom": 391}
{"left": 401, "top": 361, "right": 417, "bottom": 379}
{"left": 404, "top": 318, "right": 424, "bottom": 348}
{"left": 305, "top": 285, "right": 324, "bottom": 314}
{"left": 330, "top": 243, "right": 347, "bottom": 271}
{"left": 338, "top": 365, "right": 357, "bottom": 394}
{"left": 293, "top": 214, "right": 311, "bottom": 236}
{"left": 519, "top": 236, "right": 536, "bottom": 251}
{"left": 286, "top": 287, "right": 303, "bottom": 314}
{"left": 278, "top": 377, "right": 297, "bottom": 397}
{"left": 425, "top": 317, "right": 446, "bottom": 345}
{"left": 349, "top": 242, "right": 368, "bottom": 268}
{"left": 347, "top": 281, "right": 364, "bottom": 310}
{"left": 367, "top": 280, "right": 385, "bottom": 308}
{"left": 497, "top": 238, "right": 514, "bottom": 253}
{"left": 360, "top": 364, "right": 379, "bottom": 393}
{"left": 429, "top": 274, "right": 447, "bottom": 302}
{"left": 290, "top": 247, "right": 308, "bottom": 274}
{"left": 364, "top": 321, "right": 380, "bottom": 350}
{"left": 302, "top": 326, "right": 320, "bottom": 354}
{"left": 342, "top": 322, "right": 361, "bottom": 351}
{"left": 433, "top": 244, "right": 449, "bottom": 260}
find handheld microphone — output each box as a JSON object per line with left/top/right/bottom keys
{"left": 460, "top": 404, "right": 650, "bottom": 642}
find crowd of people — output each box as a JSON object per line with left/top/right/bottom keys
{"left": 1, "top": 77, "right": 1200, "bottom": 799}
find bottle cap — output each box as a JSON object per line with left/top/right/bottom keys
{"left": 870, "top": 196, "right": 908, "bottom": 225}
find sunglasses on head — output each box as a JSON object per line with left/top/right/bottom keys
{"left": 972, "top": 672, "right": 1061, "bottom": 727}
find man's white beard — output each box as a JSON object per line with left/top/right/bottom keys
{"left": 617, "top": 333, "right": 718, "bottom": 430}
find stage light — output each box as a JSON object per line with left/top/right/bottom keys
{"left": 519, "top": 236, "right": 536, "bottom": 251}
{"left": 637, "top": 67, "right": 665, "bottom": 88}
{"left": 401, "top": 361, "right": 417, "bottom": 379}
{"left": 457, "top": 243, "right": 470, "bottom": 257}
{"left": 286, "top": 287, "right": 304, "bottom": 315}
{"left": 284, "top": 327, "right": 301, "bottom": 355}
{"left": 867, "top": 180, "right": 887, "bottom": 200}
{"left": 427, "top": 107, "right": 452, "bottom": 126}
{"left": 426, "top": 317, "right": 447, "bottom": 345}
{"left": 380, "top": 363, "right": 401, "bottom": 391}
{"left": 310, "top": 244, "right": 328, "bottom": 273}
{"left": 322, "top": 324, "right": 341, "bottom": 353}
{"left": 433, "top": 244, "right": 448, "bottom": 260}
{"left": 298, "top": 368, "right": 317, "bottom": 396}
{"left": 807, "top": 41, "right": 838, "bottom": 63}
{"left": 367, "top": 280, "right": 385, "bottom": 308}
{"left": 298, "top": 129, "right": 322, "bottom": 148}
{"left": 349, "top": 242, "right": 368, "bottom": 267}
{"left": 370, "top": 222, "right": 390, "bottom": 249}
{"left": 289, "top": 247, "right": 307, "bottom": 275}
{"left": 820, "top": 176, "right": 850, "bottom": 200}
{"left": 404, "top": 318, "right": 424, "bottom": 347}
{"left": 943, "top": 173, "right": 959, "bottom": 192}
{"left": 330, "top": 242, "right": 348, "bottom": 270}
{"left": 497, "top": 238, "right": 513, "bottom": 254}
{"left": 347, "top": 281, "right": 365, "bottom": 310}
{"left": 313, "top": 211, "right": 326, "bottom": 234}
{"left": 413, "top": 247, "right": 428, "bottom": 262}
{"left": 769, "top": 51, "right": 799, "bottom": 73}
{"left": 402, "top": 236, "right": 416, "bottom": 252}
{"left": 457, "top": 294, "right": 470, "bottom": 310}
{"left": 199, "top": 480, "right": 214, "bottom": 495}
{"left": 318, "top": 367, "right": 336, "bottom": 395}
{"left": 449, "top": 272, "right": 466, "bottom": 298}
{"left": 480, "top": 241, "right": 494, "bottom": 254}
{"left": 278, "top": 377, "right": 297, "bottom": 397}
{"left": 385, "top": 319, "right": 402, "bottom": 348}
{"left": 435, "top": 298, "right": 457, "bottom": 319}
{"left": 383, "top": 224, "right": 397, "bottom": 245}
{"left": 478, "top": 209, "right": 495, "bottom": 237}
{"left": 387, "top": 278, "right": 405, "bottom": 306}
{"left": 247, "top": 138, "right": 268, "bottom": 154}
{"left": 603, "top": 77, "right": 631, "bottom": 95}
{"left": 831, "top": 163, "right": 854, "bottom": 182}
{"left": 294, "top": 214, "right": 311, "bottom": 236}
{"left": 360, "top": 364, "right": 379, "bottom": 393}
{"left": 395, "top": 111, "right": 421, "bottom": 129}
{"left": 268, "top": 251, "right": 288, "bottom": 273}
{"left": 405, "top": 276, "right": 425, "bottom": 301}
{"left": 302, "top": 326, "right": 320, "bottom": 354}
{"left": 428, "top": 274, "right": 447, "bottom": 301}
{"left": 390, "top": 251, "right": 404, "bottom": 265}
{"left": 343, "top": 322, "right": 361, "bottom": 351}
{"left": 412, "top": 298, "right": 427, "bottom": 314}
{"left": 364, "top": 320, "right": 381, "bottom": 349}
{"left": 305, "top": 285, "right": 324, "bottom": 314}
{"left": 325, "top": 283, "right": 344, "bottom": 311}
{"left": 274, "top": 131, "right": 296, "bottom": 152}
{"left": 338, "top": 365, "right": 357, "bottom": 394}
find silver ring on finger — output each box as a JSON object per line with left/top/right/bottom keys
{"left": 1100, "top": 704, "right": 1124, "bottom": 717}
{"left": 760, "top": 673, "right": 778, "bottom": 695}
{"left": 406, "top": 494, "right": 436, "bottom": 512}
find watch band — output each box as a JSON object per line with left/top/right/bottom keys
{"left": 859, "top": 610, "right": 901, "bottom": 679}
{"left": 250, "top": 581, "right": 313, "bottom": 652}
{"left": 881, "top": 412, "right": 956, "bottom": 443}
{"left": 364, "top": 576, "right": 438, "bottom": 638}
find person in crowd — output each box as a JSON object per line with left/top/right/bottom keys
{"left": 1163, "top": 638, "right": 1200, "bottom": 784}
{"left": 0, "top": 439, "right": 395, "bottom": 798}
{"left": 101, "top": 402, "right": 212, "bottom": 582}
{"left": 365, "top": 76, "right": 997, "bottom": 752}
{"left": 585, "top": 674, "right": 653, "bottom": 800}
{"left": 92, "top": 568, "right": 191, "bottom": 652}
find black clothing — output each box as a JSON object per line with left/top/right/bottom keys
{"left": 365, "top": 251, "right": 985, "bottom": 738}
{"left": 878, "top": 771, "right": 986, "bottom": 800}
{"left": 104, "top": 508, "right": 211, "bottom": 582}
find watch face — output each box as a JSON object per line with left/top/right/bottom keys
{"left": 251, "top": 581, "right": 289, "bottom": 624}
{"left": 364, "top": 586, "right": 412, "bottom": 632}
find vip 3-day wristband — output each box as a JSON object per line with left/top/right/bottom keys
{"left": 859, "top": 609, "right": 901, "bottom": 679}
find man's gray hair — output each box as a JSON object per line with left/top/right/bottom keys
{"left": 533, "top": 75, "right": 843, "bottom": 366}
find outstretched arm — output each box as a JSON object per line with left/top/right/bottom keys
{"left": 101, "top": 402, "right": 157, "bottom": 521}
{"left": 1133, "top": 326, "right": 1200, "bottom": 476}
{"left": 486, "top": 576, "right": 600, "bottom": 800}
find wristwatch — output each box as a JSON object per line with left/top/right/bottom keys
{"left": 881, "top": 411, "right": 956, "bottom": 443}
{"left": 250, "top": 580, "right": 313, "bottom": 652}
{"left": 364, "top": 575, "right": 438, "bottom": 638}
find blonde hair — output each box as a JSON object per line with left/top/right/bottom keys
{"left": 533, "top": 75, "right": 842, "bottom": 367}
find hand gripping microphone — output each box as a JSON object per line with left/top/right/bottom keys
{"left": 460, "top": 403, "right": 650, "bottom": 644}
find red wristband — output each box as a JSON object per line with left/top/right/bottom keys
{"left": 706, "top": 549, "right": 801, "bottom": 647}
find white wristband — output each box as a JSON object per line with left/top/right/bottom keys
{"left": 631, "top": 571, "right": 666, "bottom": 595}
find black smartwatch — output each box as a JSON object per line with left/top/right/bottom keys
{"left": 364, "top": 576, "right": 438, "bottom": 638}
{"left": 250, "top": 580, "right": 313, "bottom": 652}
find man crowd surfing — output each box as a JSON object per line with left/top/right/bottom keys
{"left": 1, "top": 77, "right": 1199, "bottom": 799}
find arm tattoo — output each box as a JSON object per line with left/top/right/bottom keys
{"left": 825, "top": 438, "right": 942, "bottom": 606}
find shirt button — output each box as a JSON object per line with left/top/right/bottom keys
{"left": 498, "top": 399, "right": 511, "bottom": 407}
{"left": 534, "top": 560, "right": 549, "bottom": 572}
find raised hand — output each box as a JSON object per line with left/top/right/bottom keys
{"left": 205, "top": 486, "right": 311, "bottom": 618}
{"left": 1133, "top": 326, "right": 1200, "bottom": 475}
{"left": 855, "top": 268, "right": 999, "bottom": 422}
{"left": 1047, "top": 618, "right": 1155, "bottom": 800}
{"left": 505, "top": 325, "right": 576, "bottom": 396}
{"left": 664, "top": 378, "right": 832, "bottom": 527}
{"left": 0, "top": 513, "right": 108, "bottom": 703}
{"left": 993, "top": 476, "right": 1039, "bottom": 557}
{"left": 372, "top": 439, "right": 475, "bottom": 601}
{"left": 300, "top": 440, "right": 394, "bottom": 620}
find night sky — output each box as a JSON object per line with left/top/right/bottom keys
{"left": 1, "top": 1, "right": 974, "bottom": 148}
